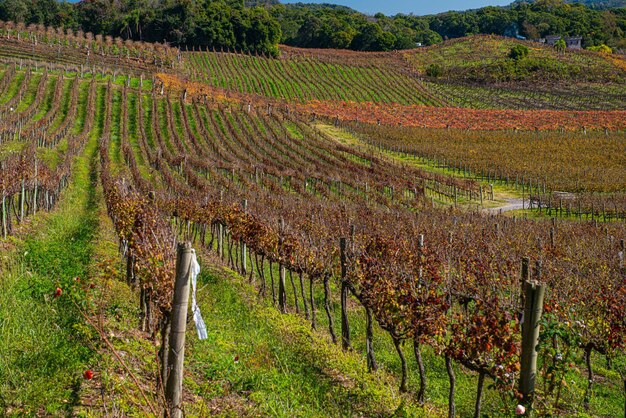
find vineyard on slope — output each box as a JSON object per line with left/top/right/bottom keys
{"left": 184, "top": 46, "right": 445, "bottom": 106}
{"left": 183, "top": 36, "right": 626, "bottom": 111}
{"left": 99, "top": 71, "right": 626, "bottom": 417}
{"left": 343, "top": 122, "right": 626, "bottom": 218}
{"left": 0, "top": 26, "right": 624, "bottom": 417}
{"left": 404, "top": 36, "right": 626, "bottom": 84}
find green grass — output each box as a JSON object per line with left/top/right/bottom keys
{"left": 246, "top": 261, "right": 500, "bottom": 416}
{"left": 0, "top": 125, "right": 100, "bottom": 414}
{"left": 108, "top": 89, "right": 123, "bottom": 169}
{"left": 15, "top": 74, "right": 41, "bottom": 112}
{"left": 0, "top": 72, "right": 24, "bottom": 105}
{"left": 0, "top": 140, "right": 27, "bottom": 159}
{"left": 284, "top": 121, "right": 304, "bottom": 140}
{"left": 71, "top": 80, "right": 91, "bottom": 135}
{"left": 31, "top": 76, "right": 57, "bottom": 122}
{"left": 183, "top": 263, "right": 429, "bottom": 417}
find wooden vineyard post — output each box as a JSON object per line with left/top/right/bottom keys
{"left": 415, "top": 234, "right": 427, "bottom": 404}
{"left": 20, "top": 178, "right": 25, "bottom": 222}
{"left": 617, "top": 239, "right": 626, "bottom": 269}
{"left": 340, "top": 237, "right": 351, "bottom": 351}
{"left": 278, "top": 218, "right": 287, "bottom": 314}
{"left": 2, "top": 193, "right": 6, "bottom": 238}
{"left": 165, "top": 242, "right": 194, "bottom": 418}
{"left": 520, "top": 257, "right": 530, "bottom": 309}
{"left": 519, "top": 261, "right": 546, "bottom": 415}
{"left": 241, "top": 200, "right": 247, "bottom": 275}
{"left": 33, "top": 158, "right": 37, "bottom": 216}
{"left": 218, "top": 222, "right": 224, "bottom": 260}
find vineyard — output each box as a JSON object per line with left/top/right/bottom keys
{"left": 184, "top": 46, "right": 446, "bottom": 106}
{"left": 404, "top": 36, "right": 626, "bottom": 84}
{"left": 182, "top": 36, "right": 626, "bottom": 112}
{"left": 345, "top": 122, "right": 626, "bottom": 219}
{"left": 0, "top": 21, "right": 625, "bottom": 418}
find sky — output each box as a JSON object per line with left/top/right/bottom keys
{"left": 280, "top": 1, "right": 513, "bottom": 16}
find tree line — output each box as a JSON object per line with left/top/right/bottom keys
{"left": 0, "top": 0, "right": 281, "bottom": 56}
{"left": 272, "top": 0, "right": 626, "bottom": 51}
{"left": 0, "top": 0, "right": 624, "bottom": 54}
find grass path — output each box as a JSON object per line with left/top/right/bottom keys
{"left": 182, "top": 261, "right": 433, "bottom": 417}
{"left": 314, "top": 123, "right": 523, "bottom": 209}
{"left": 0, "top": 130, "right": 101, "bottom": 414}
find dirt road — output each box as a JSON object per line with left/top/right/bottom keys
{"left": 483, "top": 198, "right": 525, "bottom": 215}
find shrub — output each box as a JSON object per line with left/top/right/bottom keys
{"left": 587, "top": 44, "right": 612, "bottom": 54}
{"left": 555, "top": 39, "right": 566, "bottom": 53}
{"left": 425, "top": 63, "right": 442, "bottom": 77}
{"left": 509, "top": 45, "right": 529, "bottom": 60}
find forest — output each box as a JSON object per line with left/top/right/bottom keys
{"left": 0, "top": 0, "right": 625, "bottom": 54}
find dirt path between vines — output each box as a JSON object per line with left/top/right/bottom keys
{"left": 483, "top": 198, "right": 525, "bottom": 214}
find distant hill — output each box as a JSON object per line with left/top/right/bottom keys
{"left": 404, "top": 35, "right": 626, "bottom": 83}
{"left": 512, "top": 0, "right": 626, "bottom": 9}
{"left": 273, "top": 1, "right": 626, "bottom": 51}
{"left": 245, "top": 0, "right": 281, "bottom": 6}
{"left": 571, "top": 0, "right": 626, "bottom": 6}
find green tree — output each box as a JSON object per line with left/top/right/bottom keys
{"left": 351, "top": 23, "right": 396, "bottom": 51}
{"left": 0, "top": 0, "right": 29, "bottom": 23}
{"left": 76, "top": 0, "right": 118, "bottom": 35}
{"left": 295, "top": 15, "right": 322, "bottom": 48}
{"left": 509, "top": 44, "right": 529, "bottom": 60}
{"left": 239, "top": 7, "right": 281, "bottom": 56}
{"left": 195, "top": 1, "right": 236, "bottom": 49}
{"left": 555, "top": 38, "right": 566, "bottom": 52}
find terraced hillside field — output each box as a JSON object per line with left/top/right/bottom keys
{"left": 184, "top": 36, "right": 626, "bottom": 111}
{"left": 405, "top": 36, "right": 626, "bottom": 83}
{"left": 185, "top": 46, "right": 446, "bottom": 106}
{"left": 0, "top": 22, "right": 625, "bottom": 418}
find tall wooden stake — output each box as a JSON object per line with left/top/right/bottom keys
{"left": 165, "top": 242, "right": 194, "bottom": 418}
{"left": 366, "top": 307, "right": 377, "bottom": 371}
{"left": 218, "top": 222, "right": 224, "bottom": 259}
{"left": 33, "top": 159, "right": 38, "bottom": 215}
{"left": 520, "top": 257, "right": 530, "bottom": 309}
{"left": 278, "top": 218, "right": 286, "bottom": 313}
{"left": 519, "top": 266, "right": 546, "bottom": 414}
{"left": 340, "top": 237, "right": 351, "bottom": 351}
{"left": 241, "top": 200, "right": 247, "bottom": 274}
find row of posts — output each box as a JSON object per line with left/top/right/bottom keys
{"left": 167, "top": 237, "right": 551, "bottom": 417}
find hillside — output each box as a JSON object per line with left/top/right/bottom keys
{"left": 0, "top": 20, "right": 625, "bottom": 418}
{"left": 404, "top": 36, "right": 626, "bottom": 83}
{"left": 513, "top": 0, "right": 626, "bottom": 9}
{"left": 183, "top": 36, "right": 626, "bottom": 111}
{"left": 0, "top": 22, "right": 624, "bottom": 113}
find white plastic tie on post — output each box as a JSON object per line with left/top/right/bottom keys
{"left": 190, "top": 249, "right": 208, "bottom": 340}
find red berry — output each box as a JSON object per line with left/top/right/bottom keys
{"left": 74, "top": 276, "right": 80, "bottom": 282}
{"left": 89, "top": 283, "right": 95, "bottom": 289}
{"left": 54, "top": 287, "right": 62, "bottom": 298}
{"left": 83, "top": 369, "right": 94, "bottom": 380}
{"left": 234, "top": 355, "right": 239, "bottom": 363}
